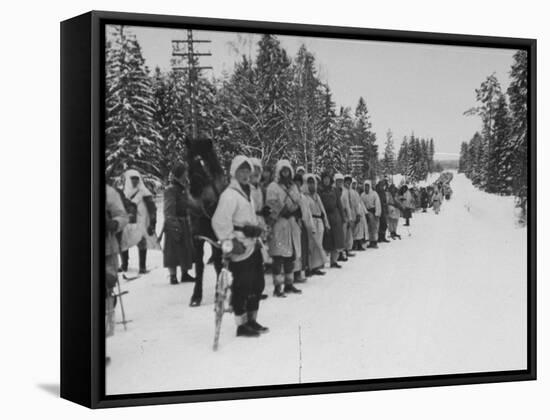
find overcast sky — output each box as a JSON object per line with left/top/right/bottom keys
{"left": 115, "top": 25, "right": 518, "bottom": 159}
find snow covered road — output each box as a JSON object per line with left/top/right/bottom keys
{"left": 106, "top": 173, "right": 527, "bottom": 395}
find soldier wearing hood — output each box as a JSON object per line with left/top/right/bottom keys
{"left": 432, "top": 186, "right": 443, "bottom": 214}
{"left": 335, "top": 173, "right": 354, "bottom": 261}
{"left": 376, "top": 180, "right": 390, "bottom": 243}
{"left": 350, "top": 178, "right": 368, "bottom": 250}
{"left": 302, "top": 174, "right": 329, "bottom": 274}
{"left": 212, "top": 156, "right": 268, "bottom": 337}
{"left": 249, "top": 158, "right": 271, "bottom": 260}
{"left": 265, "top": 160, "right": 303, "bottom": 297}
{"left": 118, "top": 169, "right": 157, "bottom": 274}
{"left": 386, "top": 183, "right": 402, "bottom": 240}
{"left": 318, "top": 171, "right": 345, "bottom": 268}
{"left": 163, "top": 163, "right": 198, "bottom": 285}
{"left": 361, "top": 180, "right": 381, "bottom": 248}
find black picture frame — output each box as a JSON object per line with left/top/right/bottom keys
{"left": 60, "top": 10, "right": 537, "bottom": 409}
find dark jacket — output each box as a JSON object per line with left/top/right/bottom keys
{"left": 319, "top": 185, "right": 345, "bottom": 251}
{"left": 163, "top": 180, "right": 194, "bottom": 269}
{"left": 376, "top": 182, "right": 388, "bottom": 217}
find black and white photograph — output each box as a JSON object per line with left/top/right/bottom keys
{"left": 103, "top": 22, "right": 530, "bottom": 396}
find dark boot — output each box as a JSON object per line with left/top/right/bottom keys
{"left": 273, "top": 284, "right": 286, "bottom": 298}
{"left": 138, "top": 249, "right": 148, "bottom": 274}
{"left": 248, "top": 320, "right": 269, "bottom": 333}
{"left": 367, "top": 241, "right": 378, "bottom": 249}
{"left": 120, "top": 251, "right": 129, "bottom": 272}
{"left": 190, "top": 275, "right": 202, "bottom": 307}
{"left": 284, "top": 284, "right": 302, "bottom": 294}
{"left": 169, "top": 274, "right": 178, "bottom": 285}
{"left": 189, "top": 296, "right": 201, "bottom": 307}
{"left": 181, "top": 272, "right": 195, "bottom": 283}
{"left": 330, "top": 262, "right": 342, "bottom": 269}
{"left": 236, "top": 324, "right": 260, "bottom": 337}
{"left": 247, "top": 312, "right": 269, "bottom": 333}
{"left": 312, "top": 268, "right": 326, "bottom": 276}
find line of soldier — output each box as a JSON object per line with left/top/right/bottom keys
{"left": 107, "top": 159, "right": 451, "bottom": 339}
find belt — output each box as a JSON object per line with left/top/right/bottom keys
{"left": 312, "top": 214, "right": 323, "bottom": 219}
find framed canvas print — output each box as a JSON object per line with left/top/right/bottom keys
{"left": 60, "top": 10, "right": 536, "bottom": 408}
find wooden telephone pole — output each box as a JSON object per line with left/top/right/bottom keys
{"left": 171, "top": 30, "right": 212, "bottom": 140}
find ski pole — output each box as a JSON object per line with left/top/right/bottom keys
{"left": 116, "top": 278, "right": 130, "bottom": 331}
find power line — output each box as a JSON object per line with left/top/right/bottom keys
{"left": 171, "top": 30, "right": 212, "bottom": 140}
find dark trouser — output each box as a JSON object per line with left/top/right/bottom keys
{"left": 229, "top": 249, "right": 264, "bottom": 317}
{"left": 120, "top": 237, "right": 147, "bottom": 271}
{"left": 271, "top": 257, "right": 294, "bottom": 285}
{"left": 378, "top": 215, "right": 388, "bottom": 240}
{"left": 192, "top": 239, "right": 223, "bottom": 301}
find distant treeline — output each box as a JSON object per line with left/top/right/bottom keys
{"left": 458, "top": 51, "right": 527, "bottom": 199}
{"left": 105, "top": 26, "right": 443, "bottom": 185}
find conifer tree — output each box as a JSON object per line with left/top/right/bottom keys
{"left": 489, "top": 94, "right": 513, "bottom": 193}
{"left": 336, "top": 106, "right": 355, "bottom": 174}
{"left": 458, "top": 141, "right": 469, "bottom": 173}
{"left": 353, "top": 97, "right": 378, "bottom": 181}
{"left": 291, "top": 45, "right": 321, "bottom": 171}
{"left": 381, "top": 129, "right": 396, "bottom": 177}
{"left": 254, "top": 34, "right": 294, "bottom": 167}
{"left": 396, "top": 137, "right": 408, "bottom": 175}
{"left": 507, "top": 50, "right": 528, "bottom": 200}
{"left": 105, "top": 26, "right": 162, "bottom": 181}
{"left": 317, "top": 85, "right": 344, "bottom": 173}
{"left": 464, "top": 73, "right": 503, "bottom": 189}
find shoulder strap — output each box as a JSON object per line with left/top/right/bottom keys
{"left": 280, "top": 183, "right": 299, "bottom": 207}
{"left": 230, "top": 186, "right": 251, "bottom": 203}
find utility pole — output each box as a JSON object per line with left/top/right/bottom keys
{"left": 171, "top": 30, "right": 212, "bottom": 140}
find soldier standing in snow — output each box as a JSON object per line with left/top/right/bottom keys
{"left": 386, "top": 184, "right": 402, "bottom": 240}
{"left": 266, "top": 160, "right": 303, "bottom": 297}
{"left": 163, "top": 163, "right": 197, "bottom": 285}
{"left": 349, "top": 178, "right": 367, "bottom": 251}
{"left": 249, "top": 158, "right": 271, "bottom": 299}
{"left": 212, "top": 156, "right": 268, "bottom": 338}
{"left": 335, "top": 173, "right": 353, "bottom": 261}
{"left": 399, "top": 185, "right": 414, "bottom": 226}
{"left": 119, "top": 169, "right": 157, "bottom": 274}
{"left": 432, "top": 187, "right": 443, "bottom": 214}
{"left": 420, "top": 187, "right": 429, "bottom": 212}
{"left": 343, "top": 175, "right": 360, "bottom": 255}
{"left": 318, "top": 172, "right": 345, "bottom": 268}
{"left": 361, "top": 180, "right": 382, "bottom": 248}
{"left": 376, "top": 180, "right": 390, "bottom": 243}
{"left": 293, "top": 173, "right": 310, "bottom": 282}
{"left": 302, "top": 174, "right": 329, "bottom": 275}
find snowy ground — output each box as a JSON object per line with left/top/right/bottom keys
{"left": 106, "top": 172, "right": 527, "bottom": 395}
